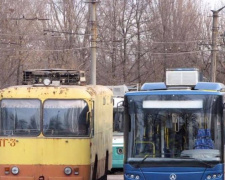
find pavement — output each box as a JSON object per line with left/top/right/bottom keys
{"left": 107, "top": 174, "right": 123, "bottom": 180}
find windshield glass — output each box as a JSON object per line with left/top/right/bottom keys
{"left": 113, "top": 108, "right": 124, "bottom": 133}
{"left": 126, "top": 94, "right": 222, "bottom": 163}
{"left": 0, "top": 99, "right": 41, "bottom": 136}
{"left": 113, "top": 102, "right": 124, "bottom": 133}
{"left": 43, "top": 99, "right": 89, "bottom": 137}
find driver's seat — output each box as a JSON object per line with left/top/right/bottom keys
{"left": 194, "top": 129, "right": 214, "bottom": 149}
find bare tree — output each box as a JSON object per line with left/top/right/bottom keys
{"left": 0, "top": 0, "right": 221, "bottom": 87}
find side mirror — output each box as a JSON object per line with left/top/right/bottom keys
{"left": 117, "top": 100, "right": 124, "bottom": 108}
{"left": 90, "top": 128, "right": 94, "bottom": 137}
{"left": 86, "top": 111, "right": 90, "bottom": 124}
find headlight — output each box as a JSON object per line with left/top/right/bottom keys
{"left": 43, "top": 78, "right": 51, "bottom": 86}
{"left": 11, "top": 166, "right": 19, "bottom": 175}
{"left": 64, "top": 167, "right": 72, "bottom": 175}
{"left": 135, "top": 175, "right": 140, "bottom": 179}
{"left": 126, "top": 174, "right": 140, "bottom": 179}
{"left": 206, "top": 173, "right": 222, "bottom": 179}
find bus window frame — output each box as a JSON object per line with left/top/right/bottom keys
{"left": 90, "top": 100, "right": 94, "bottom": 137}
{"left": 125, "top": 94, "right": 224, "bottom": 163}
{"left": 42, "top": 98, "right": 91, "bottom": 137}
{"left": 0, "top": 98, "right": 42, "bottom": 137}
{"left": 113, "top": 100, "right": 124, "bottom": 133}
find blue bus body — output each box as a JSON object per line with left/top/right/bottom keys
{"left": 124, "top": 82, "right": 225, "bottom": 180}
{"left": 124, "top": 164, "right": 223, "bottom": 180}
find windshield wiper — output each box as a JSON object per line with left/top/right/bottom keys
{"left": 135, "top": 153, "right": 180, "bottom": 168}
{"left": 135, "top": 154, "right": 150, "bottom": 168}
{"left": 135, "top": 154, "right": 215, "bottom": 168}
{"left": 180, "top": 156, "right": 214, "bottom": 168}
{"left": 141, "top": 154, "right": 150, "bottom": 163}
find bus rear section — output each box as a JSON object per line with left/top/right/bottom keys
{"left": 0, "top": 73, "right": 113, "bottom": 180}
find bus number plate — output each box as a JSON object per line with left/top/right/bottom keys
{"left": 0, "top": 139, "right": 16, "bottom": 147}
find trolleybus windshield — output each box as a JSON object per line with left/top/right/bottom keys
{"left": 43, "top": 99, "right": 89, "bottom": 137}
{"left": 0, "top": 99, "right": 41, "bottom": 136}
{"left": 126, "top": 94, "right": 223, "bottom": 165}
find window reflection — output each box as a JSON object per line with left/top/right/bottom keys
{"left": 43, "top": 100, "right": 89, "bottom": 136}
{"left": 0, "top": 99, "right": 41, "bottom": 136}
{"left": 127, "top": 95, "right": 222, "bottom": 161}
{"left": 113, "top": 109, "right": 124, "bottom": 132}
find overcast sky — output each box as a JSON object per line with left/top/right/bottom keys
{"left": 206, "top": 0, "right": 225, "bottom": 10}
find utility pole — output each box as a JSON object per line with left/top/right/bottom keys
{"left": 90, "top": 0, "right": 97, "bottom": 85}
{"left": 211, "top": 6, "right": 225, "bottom": 82}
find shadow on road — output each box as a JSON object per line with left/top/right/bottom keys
{"left": 110, "top": 168, "right": 123, "bottom": 175}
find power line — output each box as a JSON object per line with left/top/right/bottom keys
{"left": 98, "top": 47, "right": 210, "bottom": 56}
{"left": 0, "top": 31, "right": 216, "bottom": 44}
{"left": 43, "top": 29, "right": 89, "bottom": 36}
{"left": 152, "top": 39, "right": 212, "bottom": 44}
{"left": 0, "top": 32, "right": 91, "bottom": 38}
{"left": 0, "top": 46, "right": 90, "bottom": 52}
{"left": 10, "top": 15, "right": 49, "bottom": 21}
{"left": 151, "top": 49, "right": 210, "bottom": 55}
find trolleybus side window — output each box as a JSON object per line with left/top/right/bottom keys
{"left": 0, "top": 99, "right": 41, "bottom": 136}
{"left": 43, "top": 99, "right": 89, "bottom": 137}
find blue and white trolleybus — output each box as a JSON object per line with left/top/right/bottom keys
{"left": 124, "top": 68, "right": 224, "bottom": 180}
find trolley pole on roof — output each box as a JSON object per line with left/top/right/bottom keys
{"left": 90, "top": 0, "right": 97, "bottom": 85}
{"left": 211, "top": 6, "right": 225, "bottom": 82}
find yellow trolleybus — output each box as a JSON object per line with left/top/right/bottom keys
{"left": 0, "top": 69, "right": 113, "bottom": 180}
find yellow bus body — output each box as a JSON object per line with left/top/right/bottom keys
{"left": 0, "top": 85, "right": 113, "bottom": 180}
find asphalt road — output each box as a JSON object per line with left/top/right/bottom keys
{"left": 107, "top": 169, "right": 123, "bottom": 180}
{"left": 107, "top": 174, "right": 123, "bottom": 180}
